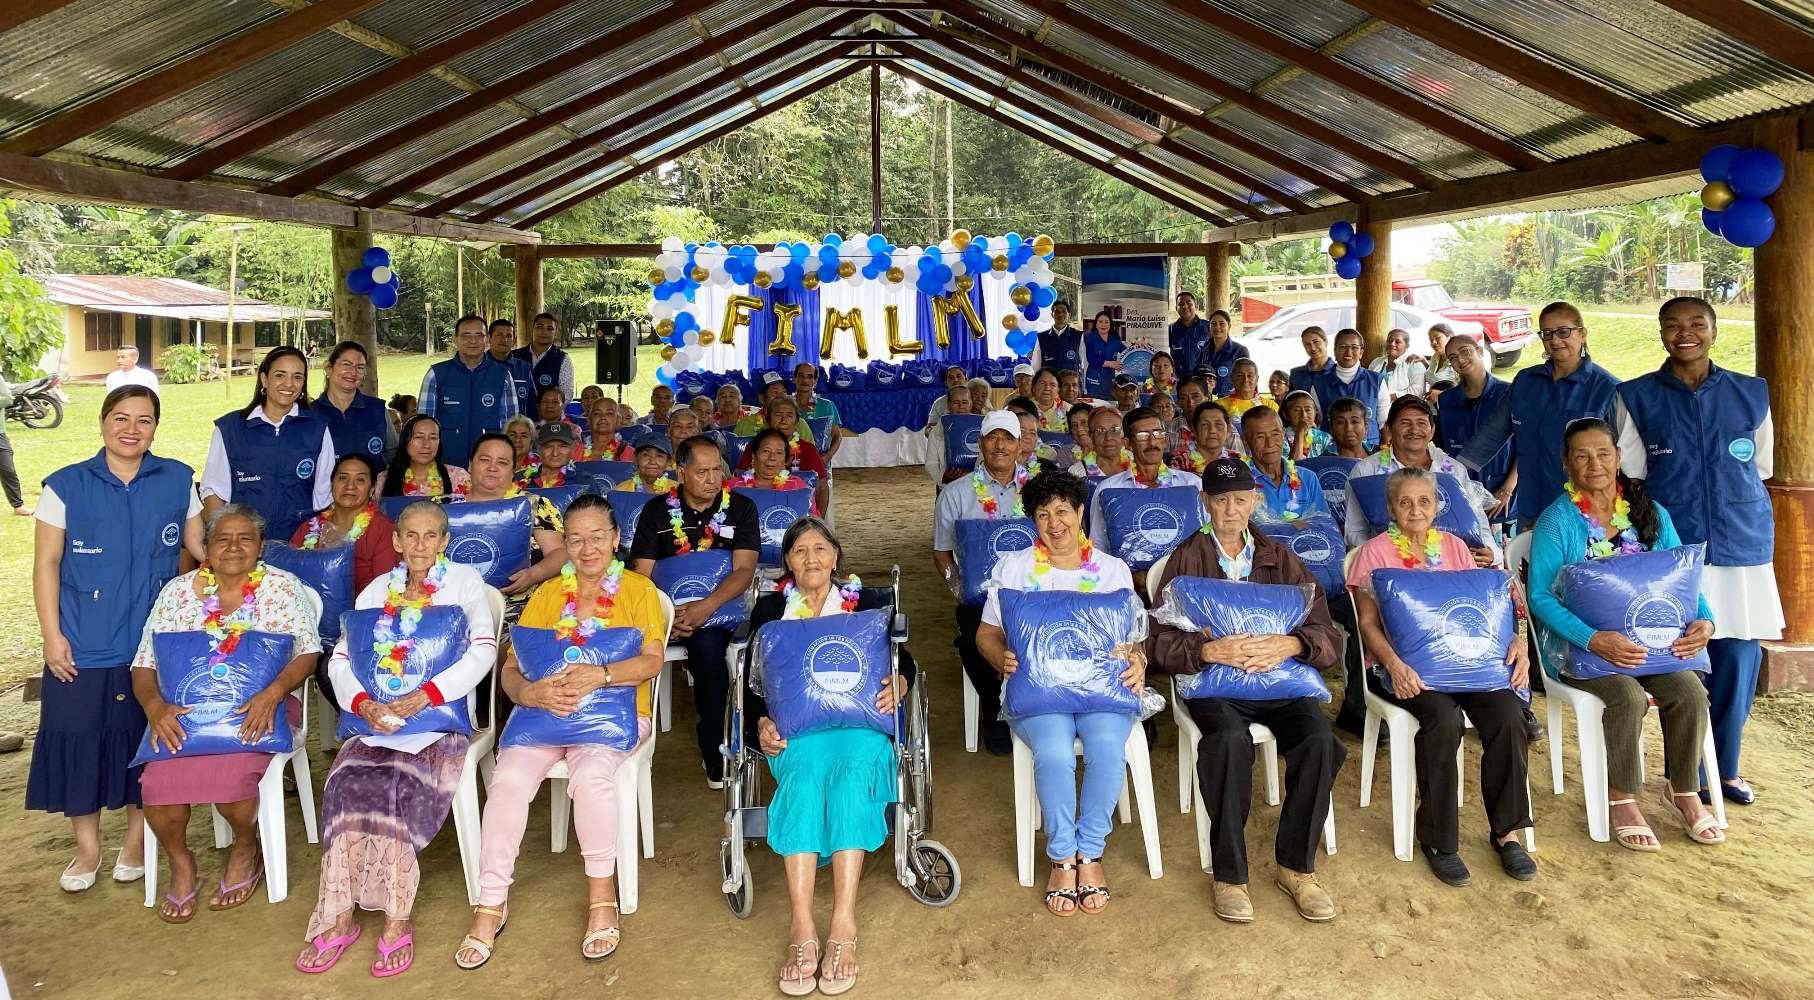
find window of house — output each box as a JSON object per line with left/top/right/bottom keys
{"left": 84, "top": 311, "right": 123, "bottom": 352}
{"left": 254, "top": 322, "right": 280, "bottom": 347}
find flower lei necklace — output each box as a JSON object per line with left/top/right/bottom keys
{"left": 668, "top": 486, "right": 730, "bottom": 554}
{"left": 1028, "top": 537, "right": 1099, "bottom": 592}
{"left": 372, "top": 555, "right": 449, "bottom": 686}
{"left": 972, "top": 466, "right": 1028, "bottom": 518}
{"left": 1143, "top": 376, "right": 1174, "bottom": 395}
{"left": 584, "top": 434, "right": 626, "bottom": 462}
{"left": 1386, "top": 525, "right": 1443, "bottom": 568}
{"left": 198, "top": 562, "right": 268, "bottom": 668}
{"left": 1132, "top": 461, "right": 1174, "bottom": 488}
{"left": 555, "top": 559, "right": 624, "bottom": 645}
{"left": 403, "top": 465, "right": 443, "bottom": 496}
{"left": 1083, "top": 448, "right": 1133, "bottom": 477}
{"left": 781, "top": 573, "right": 862, "bottom": 618}
{"left": 519, "top": 462, "right": 576, "bottom": 488}
{"left": 1378, "top": 445, "right": 1456, "bottom": 475}
{"left": 1186, "top": 445, "right": 1236, "bottom": 475}
{"left": 635, "top": 474, "right": 677, "bottom": 493}
{"left": 1261, "top": 458, "right": 1305, "bottom": 520}
{"left": 301, "top": 503, "right": 374, "bottom": 550}
{"left": 1565, "top": 480, "right": 1643, "bottom": 558}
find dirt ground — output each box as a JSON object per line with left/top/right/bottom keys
{"left": 2, "top": 466, "right": 1812, "bottom": 999}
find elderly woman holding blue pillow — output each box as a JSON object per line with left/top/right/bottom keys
{"left": 746, "top": 516, "right": 916, "bottom": 996}
{"left": 975, "top": 470, "right": 1142, "bottom": 918}
{"left": 1526, "top": 418, "right": 1719, "bottom": 851}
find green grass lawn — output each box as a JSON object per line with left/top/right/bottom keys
{"left": 0, "top": 342, "right": 668, "bottom": 684}
{"left": 1542, "top": 311, "right": 1756, "bottom": 380}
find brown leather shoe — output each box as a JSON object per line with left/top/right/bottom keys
{"left": 1274, "top": 869, "right": 1335, "bottom": 922}
{"left": 1211, "top": 881, "right": 1253, "bottom": 923}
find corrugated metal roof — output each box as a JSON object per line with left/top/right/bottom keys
{"left": 39, "top": 274, "right": 330, "bottom": 321}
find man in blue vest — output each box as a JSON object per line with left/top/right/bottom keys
{"left": 418, "top": 314, "right": 520, "bottom": 469}
{"left": 1455, "top": 302, "right": 1619, "bottom": 529}
{"left": 511, "top": 311, "right": 575, "bottom": 403}
{"left": 1169, "top": 291, "right": 1212, "bottom": 384}
{"left": 1313, "top": 329, "right": 1387, "bottom": 451}
{"left": 1614, "top": 296, "right": 1782, "bottom": 808}
{"left": 487, "top": 318, "right": 536, "bottom": 417}
{"left": 1436, "top": 335, "right": 1516, "bottom": 517}
{"left": 1038, "top": 299, "right": 1083, "bottom": 374}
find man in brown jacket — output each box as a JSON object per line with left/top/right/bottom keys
{"left": 1146, "top": 457, "right": 1346, "bottom": 924}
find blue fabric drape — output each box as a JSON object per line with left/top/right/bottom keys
{"left": 913, "top": 284, "right": 990, "bottom": 366}
{"left": 748, "top": 285, "right": 823, "bottom": 370}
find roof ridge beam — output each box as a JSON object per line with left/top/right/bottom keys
{"left": 0, "top": 1, "right": 81, "bottom": 35}
{"left": 1650, "top": 0, "right": 1814, "bottom": 79}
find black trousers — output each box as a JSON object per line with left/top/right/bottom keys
{"left": 1188, "top": 696, "right": 1346, "bottom": 885}
{"left": 681, "top": 625, "right": 733, "bottom": 776}
{"left": 953, "top": 604, "right": 1002, "bottom": 739}
{"left": 0, "top": 429, "right": 22, "bottom": 509}
{"left": 1367, "top": 674, "right": 1531, "bottom": 852}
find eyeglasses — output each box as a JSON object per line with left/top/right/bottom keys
{"left": 1130, "top": 430, "right": 1169, "bottom": 443}
{"left": 1537, "top": 325, "right": 1583, "bottom": 341}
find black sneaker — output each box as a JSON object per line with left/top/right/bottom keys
{"left": 983, "top": 722, "right": 1013, "bottom": 757}
{"left": 1420, "top": 844, "right": 1471, "bottom": 887}
{"left": 702, "top": 759, "right": 724, "bottom": 791}
{"left": 1494, "top": 840, "right": 1538, "bottom": 881}
{"left": 1521, "top": 704, "right": 1545, "bottom": 742}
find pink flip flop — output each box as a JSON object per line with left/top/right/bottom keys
{"left": 296, "top": 925, "right": 363, "bottom": 974}
{"left": 371, "top": 931, "right": 414, "bottom": 978}
{"left": 158, "top": 887, "right": 199, "bottom": 925}
{"left": 208, "top": 863, "right": 264, "bottom": 911}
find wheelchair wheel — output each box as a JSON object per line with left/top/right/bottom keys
{"left": 720, "top": 840, "right": 754, "bottom": 919}
{"left": 907, "top": 683, "right": 933, "bottom": 835}
{"left": 905, "top": 839, "right": 960, "bottom": 908}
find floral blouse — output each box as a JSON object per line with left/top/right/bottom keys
{"left": 131, "top": 566, "right": 323, "bottom": 672}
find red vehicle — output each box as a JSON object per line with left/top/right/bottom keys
{"left": 1391, "top": 279, "right": 1532, "bottom": 369}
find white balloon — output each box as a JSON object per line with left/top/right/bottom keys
{"left": 649, "top": 299, "right": 672, "bottom": 321}
{"left": 370, "top": 265, "right": 393, "bottom": 285}
{"left": 682, "top": 328, "right": 700, "bottom": 346}
{"left": 838, "top": 241, "right": 863, "bottom": 262}
{"left": 939, "top": 239, "right": 956, "bottom": 254}
{"left": 661, "top": 236, "right": 684, "bottom": 253}
{"left": 769, "top": 265, "right": 787, "bottom": 281}
{"left": 665, "top": 293, "right": 688, "bottom": 312}
{"left": 664, "top": 265, "right": 682, "bottom": 282}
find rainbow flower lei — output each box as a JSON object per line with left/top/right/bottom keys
{"left": 1028, "top": 537, "right": 1099, "bottom": 592}
{"left": 403, "top": 465, "right": 443, "bottom": 496}
{"left": 1386, "top": 525, "right": 1443, "bottom": 568}
{"left": 555, "top": 559, "right": 624, "bottom": 645}
{"left": 1565, "top": 480, "right": 1644, "bottom": 558}
{"left": 1132, "top": 460, "right": 1175, "bottom": 488}
{"left": 198, "top": 562, "right": 268, "bottom": 668}
{"left": 1082, "top": 448, "right": 1133, "bottom": 478}
{"left": 781, "top": 574, "right": 862, "bottom": 619}
{"left": 372, "top": 555, "right": 449, "bottom": 686}
{"left": 972, "top": 466, "right": 1029, "bottom": 518}
{"left": 518, "top": 462, "right": 577, "bottom": 488}
{"left": 634, "top": 474, "right": 677, "bottom": 494}
{"left": 300, "top": 503, "right": 374, "bottom": 550}
{"left": 668, "top": 486, "right": 730, "bottom": 554}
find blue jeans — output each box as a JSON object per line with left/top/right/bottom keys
{"left": 1009, "top": 712, "right": 1134, "bottom": 862}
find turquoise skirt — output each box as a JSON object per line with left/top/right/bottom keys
{"left": 765, "top": 727, "right": 896, "bottom": 865}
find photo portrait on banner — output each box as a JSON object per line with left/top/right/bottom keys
{"left": 1081, "top": 254, "right": 1169, "bottom": 351}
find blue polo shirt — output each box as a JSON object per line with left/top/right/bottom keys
{"left": 1456, "top": 356, "right": 1619, "bottom": 525}
{"left": 1246, "top": 457, "right": 1330, "bottom": 522}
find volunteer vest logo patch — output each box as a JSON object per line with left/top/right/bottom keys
{"left": 368, "top": 435, "right": 384, "bottom": 454}
{"left": 1728, "top": 437, "right": 1756, "bottom": 462}
{"left": 161, "top": 522, "right": 181, "bottom": 547}
{"left": 296, "top": 458, "right": 315, "bottom": 479}
{"left": 481, "top": 393, "right": 497, "bottom": 408}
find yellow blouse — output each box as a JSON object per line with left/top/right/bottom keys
{"left": 516, "top": 569, "right": 665, "bottom": 717}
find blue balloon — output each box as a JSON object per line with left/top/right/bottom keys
{"left": 1335, "top": 255, "right": 1363, "bottom": 280}
{"left": 386, "top": 272, "right": 400, "bottom": 289}
{"left": 346, "top": 268, "right": 373, "bottom": 295}
{"left": 867, "top": 234, "right": 887, "bottom": 253}
{"left": 874, "top": 252, "right": 891, "bottom": 271}
{"left": 1350, "top": 232, "right": 1375, "bottom": 259}
{"left": 1720, "top": 197, "right": 1775, "bottom": 247}
{"left": 674, "top": 312, "right": 698, "bottom": 334}
{"left": 971, "top": 236, "right": 989, "bottom": 252}
{"left": 1004, "top": 232, "right": 1023, "bottom": 249}
{"left": 823, "top": 233, "right": 842, "bottom": 246}
{"left": 818, "top": 245, "right": 838, "bottom": 263}
{"left": 370, "top": 283, "right": 399, "bottom": 310}
{"left": 1329, "top": 221, "right": 1355, "bottom": 244}
{"left": 657, "top": 368, "right": 676, "bottom": 388}
{"left": 1728, "top": 148, "right": 1785, "bottom": 199}
{"left": 1701, "top": 144, "right": 1744, "bottom": 183}
{"left": 790, "top": 242, "right": 810, "bottom": 260}
{"left": 1022, "top": 305, "right": 1039, "bottom": 321}
{"left": 819, "top": 264, "right": 839, "bottom": 283}
{"left": 361, "top": 247, "right": 390, "bottom": 270}
{"left": 923, "top": 246, "right": 942, "bottom": 264}
{"left": 1034, "top": 286, "right": 1057, "bottom": 308}
{"left": 1701, "top": 208, "right": 1724, "bottom": 237}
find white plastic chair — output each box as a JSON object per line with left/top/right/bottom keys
{"left": 144, "top": 588, "right": 324, "bottom": 908}
{"left": 1012, "top": 723, "right": 1162, "bottom": 888}
{"left": 960, "top": 669, "right": 980, "bottom": 753}
{"left": 1503, "top": 533, "right": 1727, "bottom": 843}
{"left": 545, "top": 592, "right": 675, "bottom": 916}
{"left": 452, "top": 585, "right": 509, "bottom": 906}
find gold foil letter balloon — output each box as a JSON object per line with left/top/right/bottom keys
{"left": 718, "top": 294, "right": 762, "bottom": 347}
{"left": 884, "top": 304, "right": 923, "bottom": 355}
{"left": 821, "top": 307, "right": 868, "bottom": 360}
{"left": 769, "top": 303, "right": 803, "bottom": 356}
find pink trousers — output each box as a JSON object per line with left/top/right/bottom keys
{"left": 476, "top": 719, "right": 651, "bottom": 906}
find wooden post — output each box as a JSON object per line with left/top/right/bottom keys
{"left": 1205, "top": 242, "right": 1232, "bottom": 317}
{"left": 1755, "top": 115, "right": 1814, "bottom": 688}
{"left": 330, "top": 215, "right": 379, "bottom": 395}
{"left": 514, "top": 246, "right": 544, "bottom": 327}
{"left": 870, "top": 62, "right": 883, "bottom": 234}
{"left": 1355, "top": 219, "right": 1392, "bottom": 362}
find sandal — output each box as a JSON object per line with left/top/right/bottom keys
{"left": 1609, "top": 798, "right": 1661, "bottom": 853}
{"left": 1669, "top": 791, "right": 1726, "bottom": 845}
{"left": 371, "top": 929, "right": 414, "bottom": 978}
{"left": 819, "top": 938, "right": 858, "bottom": 997}
{"left": 777, "top": 938, "right": 819, "bottom": 997}
{"left": 296, "top": 925, "right": 363, "bottom": 974}
{"left": 581, "top": 900, "right": 621, "bottom": 961}
{"left": 1076, "top": 856, "right": 1110, "bottom": 915}
{"left": 1044, "top": 859, "right": 1079, "bottom": 917}
{"left": 208, "top": 857, "right": 264, "bottom": 911}
{"left": 157, "top": 887, "right": 199, "bottom": 925}
{"left": 455, "top": 905, "right": 508, "bottom": 970}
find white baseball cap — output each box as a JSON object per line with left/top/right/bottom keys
{"left": 980, "top": 410, "right": 1021, "bottom": 439}
{"left": 1013, "top": 362, "right": 1035, "bottom": 377}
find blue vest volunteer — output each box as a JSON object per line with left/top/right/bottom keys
{"left": 1289, "top": 359, "right": 1333, "bottom": 395}
{"left": 1616, "top": 365, "right": 1772, "bottom": 566}
{"left": 1504, "top": 359, "right": 1619, "bottom": 524}
{"left": 497, "top": 352, "right": 535, "bottom": 416}
{"left": 1195, "top": 336, "right": 1250, "bottom": 397}
{"left": 512, "top": 344, "right": 570, "bottom": 398}
{"left": 1437, "top": 375, "right": 1513, "bottom": 493}
{"left": 45, "top": 452, "right": 193, "bottom": 666}
{"left": 425, "top": 355, "right": 516, "bottom": 468}
{"left": 1313, "top": 367, "right": 1384, "bottom": 450}
{"left": 1168, "top": 317, "right": 1210, "bottom": 383}
{"left": 314, "top": 391, "right": 389, "bottom": 464}
{"left": 1037, "top": 324, "right": 1083, "bottom": 374}
{"left": 214, "top": 408, "right": 329, "bottom": 543}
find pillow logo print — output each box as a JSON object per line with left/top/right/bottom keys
{"left": 992, "top": 522, "right": 1036, "bottom": 556}
{"left": 448, "top": 534, "right": 500, "bottom": 580}
{"left": 173, "top": 653, "right": 242, "bottom": 728}
{"left": 1031, "top": 621, "right": 1101, "bottom": 683}
{"left": 1437, "top": 597, "right": 1498, "bottom": 662}
{"left": 805, "top": 634, "right": 867, "bottom": 695}
{"left": 1627, "top": 594, "right": 1689, "bottom": 650}
{"left": 1315, "top": 468, "right": 1349, "bottom": 494}
{"left": 1133, "top": 502, "right": 1184, "bottom": 555}
{"left": 961, "top": 427, "right": 981, "bottom": 452}
{"left": 1231, "top": 608, "right": 1288, "bottom": 638}
{"left": 669, "top": 572, "right": 717, "bottom": 603}
{"left": 1289, "top": 527, "right": 1336, "bottom": 564}
{"left": 761, "top": 505, "right": 796, "bottom": 549}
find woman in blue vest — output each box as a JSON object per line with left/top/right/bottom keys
{"left": 1313, "top": 329, "right": 1387, "bottom": 450}
{"left": 1082, "top": 310, "right": 1124, "bottom": 400}
{"left": 202, "top": 346, "right": 334, "bottom": 544}
{"left": 314, "top": 341, "right": 396, "bottom": 468}
{"left": 28, "top": 385, "right": 203, "bottom": 891}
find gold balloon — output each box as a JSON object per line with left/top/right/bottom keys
{"left": 955, "top": 274, "right": 974, "bottom": 293}
{"left": 690, "top": 266, "right": 710, "bottom": 282}
{"left": 991, "top": 255, "right": 1009, "bottom": 272}
{"left": 1011, "top": 286, "right": 1033, "bottom": 307}
{"left": 821, "top": 306, "right": 869, "bottom": 360}
{"left": 654, "top": 317, "right": 675, "bottom": 336}
{"left": 837, "top": 260, "right": 857, "bottom": 279}
{"left": 646, "top": 267, "right": 666, "bottom": 286}
{"left": 928, "top": 290, "right": 986, "bottom": 347}
{"left": 753, "top": 271, "right": 772, "bottom": 288}
{"left": 698, "top": 330, "right": 716, "bottom": 346}
{"left": 718, "top": 294, "right": 762, "bottom": 347}
{"left": 1700, "top": 180, "right": 1736, "bottom": 212}
{"left": 770, "top": 303, "right": 803, "bottom": 356}
{"left": 885, "top": 266, "right": 904, "bottom": 283}
{"left": 801, "top": 273, "right": 821, "bottom": 291}
{"left": 1001, "top": 313, "right": 1020, "bottom": 330}
{"left": 884, "top": 303, "right": 924, "bottom": 355}
{"left": 951, "top": 228, "right": 972, "bottom": 250}
{"left": 1032, "top": 233, "right": 1055, "bottom": 257}
{"left": 660, "top": 345, "right": 677, "bottom": 361}
{"left": 1328, "top": 242, "right": 1347, "bottom": 260}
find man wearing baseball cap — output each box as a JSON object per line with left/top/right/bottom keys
{"left": 1145, "top": 457, "right": 1345, "bottom": 924}
{"left": 1013, "top": 362, "right": 1035, "bottom": 398}
{"left": 734, "top": 372, "right": 789, "bottom": 435}
{"left": 519, "top": 421, "right": 580, "bottom": 488}
{"left": 1112, "top": 373, "right": 1142, "bottom": 414}
{"left": 933, "top": 410, "right": 1030, "bottom": 754}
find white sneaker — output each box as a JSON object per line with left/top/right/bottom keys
{"left": 59, "top": 857, "right": 100, "bottom": 893}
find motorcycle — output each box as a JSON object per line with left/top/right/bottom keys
{"left": 7, "top": 375, "right": 65, "bottom": 429}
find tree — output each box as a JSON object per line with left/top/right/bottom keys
{"left": 0, "top": 200, "right": 65, "bottom": 379}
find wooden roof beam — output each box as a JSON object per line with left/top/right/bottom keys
{"left": 517, "top": 62, "right": 867, "bottom": 228}
{"left": 263, "top": 0, "right": 707, "bottom": 197}
{"left": 0, "top": 1, "right": 81, "bottom": 35}
{"left": 2, "top": 0, "right": 389, "bottom": 157}
{"left": 164, "top": 0, "right": 595, "bottom": 182}
{"left": 1651, "top": 0, "right": 1814, "bottom": 80}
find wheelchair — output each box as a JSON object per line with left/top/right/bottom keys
{"left": 718, "top": 565, "right": 960, "bottom": 917}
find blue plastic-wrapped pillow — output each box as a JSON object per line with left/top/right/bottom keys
{"left": 377, "top": 494, "right": 421, "bottom": 522}
{"left": 998, "top": 589, "right": 1144, "bottom": 720}
{"left": 605, "top": 491, "right": 658, "bottom": 557}
{"left": 131, "top": 631, "right": 296, "bottom": 765}
{"left": 1299, "top": 456, "right": 1357, "bottom": 525}
{"left": 499, "top": 626, "right": 643, "bottom": 750}
{"left": 526, "top": 482, "right": 586, "bottom": 514}
{"left": 867, "top": 361, "right": 899, "bottom": 387}
{"left": 444, "top": 496, "right": 532, "bottom": 589}
{"left": 261, "top": 540, "right": 353, "bottom": 646}
{"left": 617, "top": 424, "right": 651, "bottom": 448}
{"left": 650, "top": 550, "right": 747, "bottom": 628}
{"left": 1154, "top": 577, "right": 1329, "bottom": 702}
{"left": 942, "top": 414, "right": 983, "bottom": 472}
{"left": 574, "top": 460, "right": 636, "bottom": 488}
{"left": 805, "top": 416, "right": 833, "bottom": 452}
{"left": 733, "top": 486, "right": 813, "bottom": 567}
{"left": 955, "top": 517, "right": 1037, "bottom": 606}
{"left": 1370, "top": 567, "right": 1515, "bottom": 693}
{"left": 756, "top": 608, "right": 894, "bottom": 739}
{"left": 725, "top": 434, "right": 752, "bottom": 469}
{"left": 1255, "top": 515, "right": 1345, "bottom": 597}
{"left": 1559, "top": 545, "right": 1710, "bottom": 678}
{"left": 1348, "top": 471, "right": 1483, "bottom": 547}
{"left": 1097, "top": 485, "right": 1205, "bottom": 570}
{"left": 830, "top": 364, "right": 864, "bottom": 390}
{"left": 336, "top": 604, "right": 474, "bottom": 740}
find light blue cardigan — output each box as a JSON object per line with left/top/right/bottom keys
{"left": 1526, "top": 490, "right": 1714, "bottom": 679}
